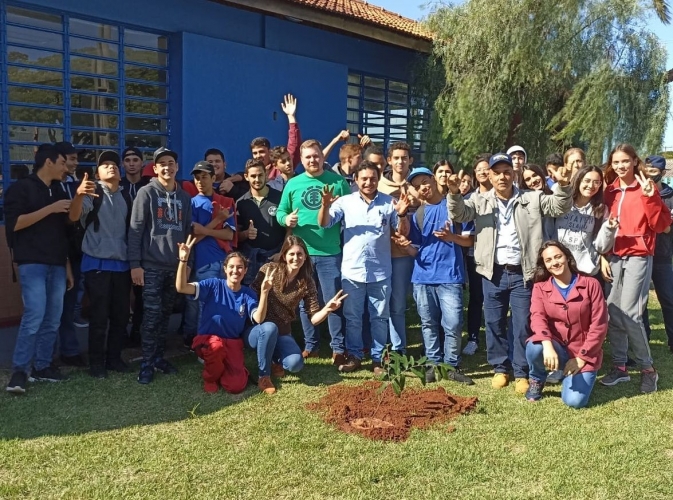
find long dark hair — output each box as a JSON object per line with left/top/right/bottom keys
{"left": 603, "top": 143, "right": 644, "bottom": 185}
{"left": 522, "top": 164, "right": 552, "bottom": 194}
{"left": 472, "top": 153, "right": 491, "bottom": 190}
{"left": 273, "top": 235, "right": 314, "bottom": 288}
{"left": 433, "top": 159, "right": 454, "bottom": 174}
{"left": 533, "top": 240, "right": 580, "bottom": 283}
{"left": 572, "top": 165, "right": 605, "bottom": 218}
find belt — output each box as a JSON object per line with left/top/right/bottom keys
{"left": 496, "top": 263, "right": 522, "bottom": 273}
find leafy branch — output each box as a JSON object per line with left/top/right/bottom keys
{"left": 377, "top": 345, "right": 454, "bottom": 397}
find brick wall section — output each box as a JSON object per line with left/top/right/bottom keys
{"left": 0, "top": 231, "right": 23, "bottom": 326}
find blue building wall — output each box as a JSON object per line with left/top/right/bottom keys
{"left": 15, "top": 0, "right": 420, "bottom": 172}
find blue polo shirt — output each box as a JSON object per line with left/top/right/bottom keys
{"left": 190, "top": 278, "right": 259, "bottom": 338}
{"left": 409, "top": 199, "right": 473, "bottom": 285}
{"left": 191, "top": 194, "right": 235, "bottom": 271}
{"left": 327, "top": 191, "right": 398, "bottom": 283}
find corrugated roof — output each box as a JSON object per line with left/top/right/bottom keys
{"left": 286, "top": 0, "right": 431, "bottom": 40}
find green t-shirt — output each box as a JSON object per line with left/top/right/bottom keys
{"left": 276, "top": 170, "right": 350, "bottom": 256}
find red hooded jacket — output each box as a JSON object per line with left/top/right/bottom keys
{"left": 604, "top": 178, "right": 671, "bottom": 257}
{"left": 528, "top": 275, "right": 607, "bottom": 372}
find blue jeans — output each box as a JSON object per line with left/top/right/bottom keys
{"left": 243, "top": 322, "right": 279, "bottom": 377}
{"left": 183, "top": 261, "right": 223, "bottom": 338}
{"left": 273, "top": 334, "right": 304, "bottom": 373}
{"left": 482, "top": 265, "right": 531, "bottom": 378}
{"left": 526, "top": 340, "right": 597, "bottom": 409}
{"left": 13, "top": 264, "right": 67, "bottom": 373}
{"left": 299, "top": 254, "right": 344, "bottom": 354}
{"left": 57, "top": 261, "right": 81, "bottom": 357}
{"left": 389, "top": 256, "right": 414, "bottom": 352}
{"left": 342, "top": 278, "right": 391, "bottom": 362}
{"left": 413, "top": 283, "right": 463, "bottom": 366}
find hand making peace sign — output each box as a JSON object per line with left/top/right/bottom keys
{"left": 635, "top": 171, "right": 656, "bottom": 197}
{"left": 177, "top": 235, "right": 197, "bottom": 261}
{"left": 325, "top": 289, "right": 348, "bottom": 312}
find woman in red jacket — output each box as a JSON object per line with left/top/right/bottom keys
{"left": 600, "top": 144, "right": 671, "bottom": 394}
{"left": 526, "top": 241, "right": 607, "bottom": 408}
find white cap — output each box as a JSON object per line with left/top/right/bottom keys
{"left": 507, "top": 145, "right": 527, "bottom": 162}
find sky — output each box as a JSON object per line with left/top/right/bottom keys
{"left": 369, "top": 0, "right": 673, "bottom": 152}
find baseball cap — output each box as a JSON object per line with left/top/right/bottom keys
{"left": 153, "top": 147, "right": 178, "bottom": 163}
{"left": 191, "top": 160, "right": 215, "bottom": 176}
{"left": 506, "top": 145, "right": 527, "bottom": 161}
{"left": 142, "top": 162, "right": 157, "bottom": 178}
{"left": 489, "top": 153, "right": 513, "bottom": 169}
{"left": 123, "top": 147, "right": 143, "bottom": 160}
{"left": 97, "top": 150, "right": 120, "bottom": 167}
{"left": 54, "top": 141, "right": 78, "bottom": 156}
{"left": 407, "top": 167, "right": 434, "bottom": 183}
{"left": 645, "top": 155, "right": 667, "bottom": 170}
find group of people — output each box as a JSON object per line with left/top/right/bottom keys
{"left": 4, "top": 95, "right": 672, "bottom": 408}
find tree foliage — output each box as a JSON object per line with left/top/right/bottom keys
{"left": 419, "top": 0, "right": 670, "bottom": 165}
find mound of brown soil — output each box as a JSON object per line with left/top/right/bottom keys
{"left": 308, "top": 381, "right": 478, "bottom": 441}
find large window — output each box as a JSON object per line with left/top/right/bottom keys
{"left": 347, "top": 72, "right": 428, "bottom": 163}
{"left": 0, "top": 4, "right": 169, "bottom": 220}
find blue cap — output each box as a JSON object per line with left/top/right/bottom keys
{"left": 407, "top": 167, "right": 434, "bottom": 183}
{"left": 645, "top": 155, "right": 667, "bottom": 170}
{"left": 489, "top": 153, "right": 513, "bottom": 169}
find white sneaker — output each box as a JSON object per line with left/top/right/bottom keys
{"left": 462, "top": 340, "right": 478, "bottom": 356}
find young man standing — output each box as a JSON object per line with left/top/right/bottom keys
{"left": 406, "top": 167, "right": 475, "bottom": 384}
{"left": 237, "top": 159, "right": 287, "bottom": 283}
{"left": 507, "top": 145, "right": 527, "bottom": 186}
{"left": 364, "top": 144, "right": 388, "bottom": 173}
{"left": 128, "top": 147, "right": 193, "bottom": 384}
{"left": 200, "top": 148, "right": 246, "bottom": 201}
{"left": 182, "top": 160, "right": 236, "bottom": 348}
{"left": 5, "top": 145, "right": 73, "bottom": 393}
{"left": 121, "top": 146, "right": 149, "bottom": 346}
{"left": 448, "top": 153, "right": 573, "bottom": 393}
{"left": 319, "top": 161, "right": 409, "bottom": 373}
{"left": 68, "top": 151, "right": 133, "bottom": 378}
{"left": 266, "top": 146, "right": 295, "bottom": 192}
{"left": 643, "top": 155, "right": 673, "bottom": 354}
{"left": 276, "top": 140, "right": 350, "bottom": 363}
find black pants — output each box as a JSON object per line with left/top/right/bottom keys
{"left": 131, "top": 285, "right": 144, "bottom": 341}
{"left": 85, "top": 270, "right": 131, "bottom": 367}
{"left": 465, "top": 255, "right": 484, "bottom": 342}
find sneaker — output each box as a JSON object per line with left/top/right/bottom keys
{"left": 338, "top": 355, "right": 362, "bottom": 373}
{"left": 600, "top": 367, "right": 630, "bottom": 386}
{"left": 525, "top": 378, "right": 544, "bottom": 401}
{"left": 74, "top": 317, "right": 89, "bottom": 328}
{"left": 29, "top": 366, "right": 67, "bottom": 382}
{"left": 302, "top": 350, "right": 319, "bottom": 359}
{"left": 492, "top": 373, "right": 509, "bottom": 389}
{"left": 640, "top": 370, "right": 659, "bottom": 394}
{"left": 462, "top": 340, "right": 478, "bottom": 356}
{"left": 137, "top": 364, "right": 155, "bottom": 384}
{"left": 515, "top": 378, "right": 530, "bottom": 394}
{"left": 89, "top": 365, "right": 108, "bottom": 379}
{"left": 271, "top": 362, "right": 285, "bottom": 378}
{"left": 154, "top": 358, "right": 178, "bottom": 375}
{"left": 546, "top": 370, "right": 564, "bottom": 385}
{"left": 332, "top": 352, "right": 347, "bottom": 366}
{"left": 446, "top": 368, "right": 475, "bottom": 385}
{"left": 258, "top": 375, "right": 276, "bottom": 394}
{"left": 106, "top": 358, "right": 130, "bottom": 373}
{"left": 203, "top": 381, "right": 218, "bottom": 393}
{"left": 60, "top": 354, "right": 86, "bottom": 367}
{"left": 6, "top": 371, "right": 27, "bottom": 394}
{"left": 372, "top": 362, "right": 385, "bottom": 377}
{"left": 425, "top": 365, "right": 436, "bottom": 384}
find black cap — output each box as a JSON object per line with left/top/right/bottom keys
{"left": 153, "top": 147, "right": 178, "bottom": 163}
{"left": 191, "top": 161, "right": 214, "bottom": 176}
{"left": 54, "top": 141, "right": 77, "bottom": 156}
{"left": 97, "top": 150, "right": 121, "bottom": 167}
{"left": 122, "top": 147, "right": 143, "bottom": 160}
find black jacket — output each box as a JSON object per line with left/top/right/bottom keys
{"left": 4, "top": 174, "right": 70, "bottom": 266}
{"left": 654, "top": 184, "right": 673, "bottom": 260}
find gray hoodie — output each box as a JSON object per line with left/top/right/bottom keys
{"left": 128, "top": 178, "right": 193, "bottom": 270}
{"left": 79, "top": 182, "right": 129, "bottom": 262}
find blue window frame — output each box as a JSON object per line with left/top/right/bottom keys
{"left": 0, "top": 2, "right": 170, "bottom": 221}
{"left": 347, "top": 71, "right": 428, "bottom": 163}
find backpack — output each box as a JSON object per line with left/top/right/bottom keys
{"left": 84, "top": 183, "right": 133, "bottom": 233}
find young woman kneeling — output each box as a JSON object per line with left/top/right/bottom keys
{"left": 250, "top": 235, "right": 347, "bottom": 380}
{"left": 176, "top": 237, "right": 277, "bottom": 394}
{"left": 525, "top": 241, "right": 608, "bottom": 408}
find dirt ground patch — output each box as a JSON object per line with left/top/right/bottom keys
{"left": 308, "top": 381, "right": 478, "bottom": 441}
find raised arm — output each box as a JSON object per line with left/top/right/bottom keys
{"left": 175, "top": 236, "right": 197, "bottom": 295}
{"left": 251, "top": 267, "right": 275, "bottom": 324}
{"left": 323, "top": 130, "right": 350, "bottom": 158}
{"left": 282, "top": 94, "right": 302, "bottom": 168}
{"left": 68, "top": 172, "right": 98, "bottom": 222}
{"left": 540, "top": 166, "right": 572, "bottom": 217}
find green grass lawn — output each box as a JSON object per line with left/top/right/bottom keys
{"left": 2, "top": 292, "right": 673, "bottom": 499}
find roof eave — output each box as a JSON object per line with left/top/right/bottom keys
{"left": 212, "top": 0, "right": 432, "bottom": 53}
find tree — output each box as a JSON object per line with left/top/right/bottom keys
{"left": 420, "top": 0, "right": 670, "bottom": 165}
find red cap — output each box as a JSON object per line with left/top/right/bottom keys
{"left": 142, "top": 162, "right": 156, "bottom": 178}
